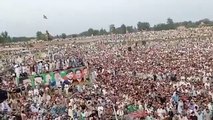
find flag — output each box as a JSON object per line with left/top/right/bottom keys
{"left": 60, "top": 71, "right": 67, "bottom": 78}
{"left": 50, "top": 72, "right": 55, "bottom": 82}
{"left": 43, "top": 15, "right": 48, "bottom": 19}
{"left": 30, "top": 76, "right": 35, "bottom": 89}
{"left": 41, "top": 73, "right": 47, "bottom": 84}
{"left": 15, "top": 77, "right": 19, "bottom": 86}
{"left": 127, "top": 105, "right": 139, "bottom": 113}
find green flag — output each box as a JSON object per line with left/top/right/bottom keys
{"left": 127, "top": 105, "right": 139, "bottom": 113}
{"left": 50, "top": 72, "right": 55, "bottom": 82}
{"left": 41, "top": 73, "right": 47, "bottom": 84}
{"left": 80, "top": 113, "right": 85, "bottom": 120}
{"left": 30, "top": 76, "right": 35, "bottom": 89}
{"left": 60, "top": 71, "right": 67, "bottom": 77}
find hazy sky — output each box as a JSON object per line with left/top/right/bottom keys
{"left": 0, "top": 0, "right": 212, "bottom": 37}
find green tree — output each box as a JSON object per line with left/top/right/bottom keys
{"left": 109, "top": 24, "right": 116, "bottom": 34}
{"left": 153, "top": 23, "right": 168, "bottom": 31}
{"left": 46, "top": 30, "right": 52, "bottom": 41}
{"left": 61, "top": 33, "right": 67, "bottom": 39}
{"left": 126, "top": 26, "right": 134, "bottom": 33}
{"left": 120, "top": 24, "right": 127, "bottom": 34}
{"left": 1, "top": 31, "right": 8, "bottom": 38}
{"left": 93, "top": 30, "right": 99, "bottom": 36}
{"left": 12, "top": 37, "right": 34, "bottom": 42}
{"left": 36, "top": 31, "right": 46, "bottom": 40}
{"left": 71, "top": 34, "right": 78, "bottom": 38}
{"left": 114, "top": 24, "right": 127, "bottom": 34}
{"left": 166, "top": 18, "right": 176, "bottom": 29}
{"left": 0, "top": 35, "right": 4, "bottom": 43}
{"left": 0, "top": 31, "right": 11, "bottom": 43}
{"left": 167, "top": 18, "right": 174, "bottom": 25}
{"left": 99, "top": 28, "right": 108, "bottom": 35}
{"left": 88, "top": 28, "right": 94, "bottom": 36}
{"left": 137, "top": 22, "right": 150, "bottom": 31}
{"left": 79, "top": 31, "right": 88, "bottom": 36}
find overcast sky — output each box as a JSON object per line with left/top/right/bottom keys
{"left": 0, "top": 0, "right": 212, "bottom": 37}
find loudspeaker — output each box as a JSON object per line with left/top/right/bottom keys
{"left": 0, "top": 89, "right": 8, "bottom": 103}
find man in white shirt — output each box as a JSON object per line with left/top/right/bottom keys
{"left": 33, "top": 87, "right": 39, "bottom": 96}
{"left": 68, "top": 106, "right": 73, "bottom": 119}
{"left": 97, "top": 105, "right": 104, "bottom": 118}
{"left": 145, "top": 113, "right": 155, "bottom": 120}
{"left": 44, "top": 63, "right": 49, "bottom": 71}
{"left": 157, "top": 107, "right": 166, "bottom": 119}
{"left": 28, "top": 89, "right": 33, "bottom": 97}
{"left": 204, "top": 81, "right": 210, "bottom": 90}
{"left": 207, "top": 102, "right": 213, "bottom": 111}
{"left": 203, "top": 109, "right": 211, "bottom": 120}
{"left": 177, "top": 99, "right": 183, "bottom": 113}
{"left": 0, "top": 101, "right": 11, "bottom": 112}
{"left": 14, "top": 64, "right": 20, "bottom": 77}
{"left": 196, "top": 110, "right": 204, "bottom": 120}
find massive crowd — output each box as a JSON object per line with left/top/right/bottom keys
{"left": 0, "top": 26, "right": 213, "bottom": 120}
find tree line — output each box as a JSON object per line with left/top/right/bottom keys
{"left": 1, "top": 18, "right": 213, "bottom": 43}
{"left": 58, "top": 18, "right": 213, "bottom": 39}
{"left": 0, "top": 31, "right": 34, "bottom": 44}
{"left": 0, "top": 31, "right": 12, "bottom": 43}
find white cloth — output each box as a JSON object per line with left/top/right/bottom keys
{"left": 117, "top": 109, "right": 124, "bottom": 116}
{"left": 157, "top": 108, "right": 166, "bottom": 118}
{"left": 196, "top": 113, "right": 204, "bottom": 120}
{"left": 15, "top": 66, "right": 21, "bottom": 78}
{"left": 1, "top": 101, "right": 11, "bottom": 112}
{"left": 34, "top": 88, "right": 39, "bottom": 96}
{"left": 177, "top": 100, "right": 183, "bottom": 114}
{"left": 30, "top": 105, "right": 38, "bottom": 113}
{"left": 97, "top": 106, "right": 104, "bottom": 117}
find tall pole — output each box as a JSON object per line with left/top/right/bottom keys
{"left": 48, "top": 46, "right": 50, "bottom": 61}
{"left": 112, "top": 104, "right": 118, "bottom": 120}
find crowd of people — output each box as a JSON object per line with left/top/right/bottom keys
{"left": 0, "top": 26, "right": 213, "bottom": 120}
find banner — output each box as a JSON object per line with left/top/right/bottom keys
{"left": 26, "top": 66, "right": 89, "bottom": 87}
{"left": 125, "top": 110, "right": 148, "bottom": 119}
{"left": 65, "top": 67, "right": 88, "bottom": 82}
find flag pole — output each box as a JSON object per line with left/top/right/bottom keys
{"left": 112, "top": 104, "right": 118, "bottom": 120}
